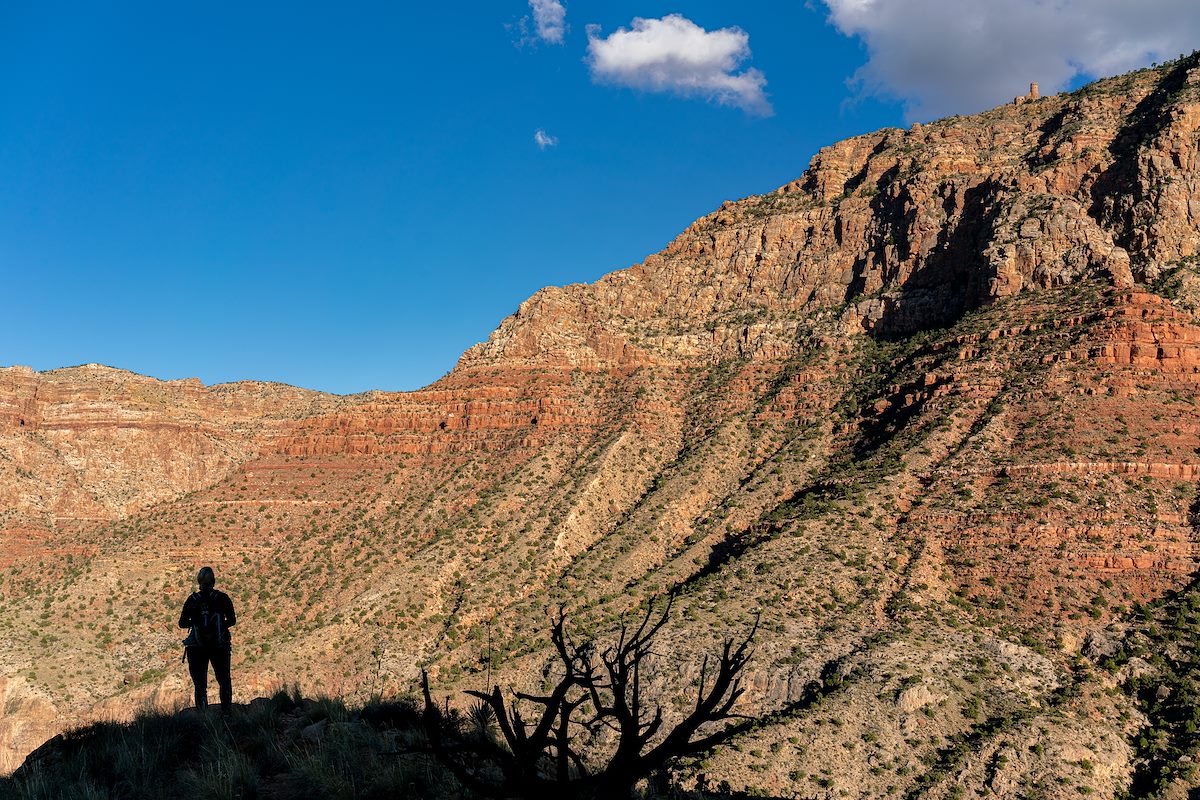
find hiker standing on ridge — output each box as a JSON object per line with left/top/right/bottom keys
{"left": 179, "top": 566, "right": 236, "bottom": 713}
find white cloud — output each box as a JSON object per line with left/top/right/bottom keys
{"left": 586, "top": 14, "right": 772, "bottom": 116}
{"left": 822, "top": 0, "right": 1200, "bottom": 121}
{"left": 534, "top": 129, "right": 559, "bottom": 149}
{"left": 529, "top": 0, "right": 566, "bottom": 44}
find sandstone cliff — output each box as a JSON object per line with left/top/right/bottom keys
{"left": 4, "top": 56, "right": 1200, "bottom": 797}
{"left": 0, "top": 364, "right": 336, "bottom": 528}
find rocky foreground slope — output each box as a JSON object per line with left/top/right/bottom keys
{"left": 4, "top": 56, "right": 1200, "bottom": 797}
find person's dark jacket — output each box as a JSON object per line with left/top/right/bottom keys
{"left": 179, "top": 589, "right": 237, "bottom": 647}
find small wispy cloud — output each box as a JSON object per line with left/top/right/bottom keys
{"left": 528, "top": 0, "right": 567, "bottom": 45}
{"left": 534, "top": 129, "right": 559, "bottom": 150}
{"left": 821, "top": 0, "right": 1200, "bottom": 121}
{"left": 585, "top": 14, "right": 771, "bottom": 116}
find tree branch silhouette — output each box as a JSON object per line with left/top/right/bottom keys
{"left": 420, "top": 597, "right": 760, "bottom": 799}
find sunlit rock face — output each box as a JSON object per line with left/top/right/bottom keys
{"left": 4, "top": 57, "right": 1200, "bottom": 797}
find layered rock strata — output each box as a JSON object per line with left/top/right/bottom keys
{"left": 3, "top": 57, "right": 1200, "bottom": 797}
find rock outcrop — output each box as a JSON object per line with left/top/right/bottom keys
{"left": 0, "top": 365, "right": 336, "bottom": 526}
{"left": 4, "top": 57, "right": 1200, "bottom": 798}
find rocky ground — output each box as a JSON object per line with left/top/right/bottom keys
{"left": 3, "top": 55, "right": 1200, "bottom": 797}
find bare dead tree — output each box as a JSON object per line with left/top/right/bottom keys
{"left": 420, "top": 596, "right": 759, "bottom": 799}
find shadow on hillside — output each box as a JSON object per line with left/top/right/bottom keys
{"left": 0, "top": 687, "right": 800, "bottom": 800}
{"left": 1089, "top": 53, "right": 1199, "bottom": 260}
{"left": 870, "top": 179, "right": 1001, "bottom": 337}
{"left": 3, "top": 690, "right": 442, "bottom": 800}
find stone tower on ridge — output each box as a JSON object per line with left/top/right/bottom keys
{"left": 1014, "top": 82, "right": 1040, "bottom": 104}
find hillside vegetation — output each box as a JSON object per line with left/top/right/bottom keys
{"left": 4, "top": 54, "right": 1200, "bottom": 797}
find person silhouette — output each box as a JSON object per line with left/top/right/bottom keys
{"left": 179, "top": 566, "right": 237, "bottom": 713}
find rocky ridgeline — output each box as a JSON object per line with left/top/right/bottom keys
{"left": 3, "top": 57, "right": 1200, "bottom": 796}
{"left": 0, "top": 365, "right": 338, "bottom": 527}
{"left": 459, "top": 59, "right": 1200, "bottom": 367}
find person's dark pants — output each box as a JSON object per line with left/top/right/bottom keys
{"left": 186, "top": 646, "right": 232, "bottom": 711}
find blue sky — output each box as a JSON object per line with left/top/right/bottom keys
{"left": 3, "top": 1, "right": 1195, "bottom": 394}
